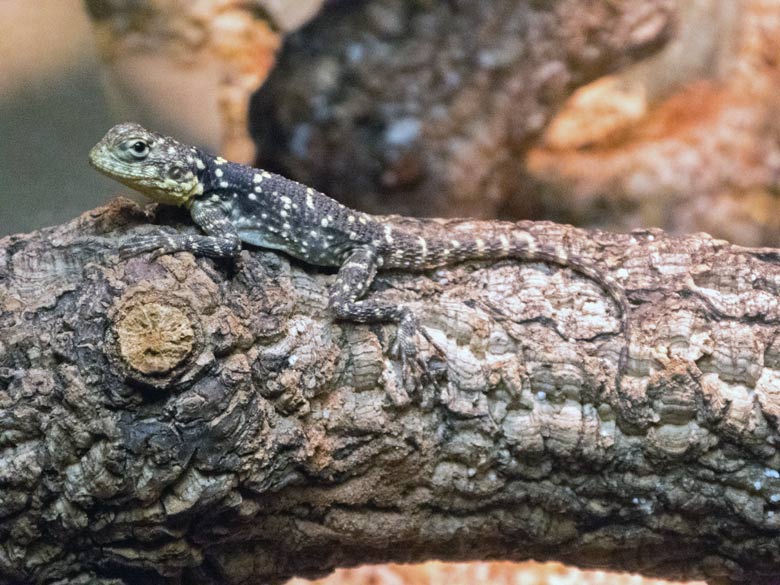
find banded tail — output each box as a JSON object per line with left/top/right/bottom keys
{"left": 380, "top": 224, "right": 629, "bottom": 372}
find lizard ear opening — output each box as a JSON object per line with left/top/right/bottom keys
{"left": 167, "top": 165, "right": 186, "bottom": 181}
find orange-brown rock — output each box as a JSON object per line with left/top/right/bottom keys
{"left": 528, "top": 0, "right": 780, "bottom": 246}
{"left": 84, "top": 0, "right": 323, "bottom": 162}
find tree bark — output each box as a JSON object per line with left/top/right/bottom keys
{"left": 2, "top": 199, "right": 780, "bottom": 585}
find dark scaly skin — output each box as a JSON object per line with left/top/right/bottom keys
{"left": 89, "top": 122, "right": 629, "bottom": 385}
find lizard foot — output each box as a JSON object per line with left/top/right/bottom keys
{"left": 119, "top": 234, "right": 176, "bottom": 260}
{"left": 393, "top": 310, "right": 447, "bottom": 390}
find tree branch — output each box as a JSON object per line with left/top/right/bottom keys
{"left": 2, "top": 200, "right": 780, "bottom": 585}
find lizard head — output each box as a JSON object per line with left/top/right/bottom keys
{"left": 89, "top": 122, "right": 204, "bottom": 207}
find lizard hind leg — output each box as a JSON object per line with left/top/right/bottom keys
{"left": 328, "top": 246, "right": 442, "bottom": 388}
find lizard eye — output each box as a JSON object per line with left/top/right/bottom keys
{"left": 121, "top": 139, "right": 150, "bottom": 160}
{"left": 130, "top": 141, "right": 149, "bottom": 158}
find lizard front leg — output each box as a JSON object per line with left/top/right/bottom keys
{"left": 121, "top": 199, "right": 241, "bottom": 259}
{"left": 328, "top": 247, "right": 439, "bottom": 386}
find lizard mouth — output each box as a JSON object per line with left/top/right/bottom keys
{"left": 88, "top": 143, "right": 146, "bottom": 184}
{"left": 88, "top": 144, "right": 117, "bottom": 177}
{"left": 88, "top": 143, "right": 196, "bottom": 207}
{"left": 88, "top": 145, "right": 103, "bottom": 169}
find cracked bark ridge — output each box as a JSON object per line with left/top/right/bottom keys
{"left": 3, "top": 199, "right": 780, "bottom": 584}
{"left": 250, "top": 0, "right": 674, "bottom": 219}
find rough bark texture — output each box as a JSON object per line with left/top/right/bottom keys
{"left": 4, "top": 200, "right": 780, "bottom": 585}
{"left": 250, "top": 0, "right": 674, "bottom": 218}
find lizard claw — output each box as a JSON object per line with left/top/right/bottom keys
{"left": 394, "top": 311, "right": 447, "bottom": 390}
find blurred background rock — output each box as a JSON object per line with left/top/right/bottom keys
{"left": 250, "top": 0, "right": 674, "bottom": 219}
{"left": 5, "top": 0, "right": 780, "bottom": 246}
{"left": 526, "top": 0, "right": 780, "bottom": 246}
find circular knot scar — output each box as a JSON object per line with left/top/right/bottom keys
{"left": 114, "top": 302, "right": 195, "bottom": 375}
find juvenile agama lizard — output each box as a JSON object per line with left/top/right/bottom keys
{"left": 90, "top": 122, "right": 629, "bottom": 383}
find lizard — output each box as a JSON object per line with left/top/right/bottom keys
{"left": 89, "top": 122, "right": 630, "bottom": 384}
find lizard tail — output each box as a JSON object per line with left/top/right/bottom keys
{"left": 474, "top": 229, "right": 631, "bottom": 389}
{"left": 395, "top": 227, "right": 630, "bottom": 372}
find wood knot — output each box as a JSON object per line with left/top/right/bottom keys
{"left": 115, "top": 302, "right": 195, "bottom": 375}
{"left": 107, "top": 292, "right": 208, "bottom": 389}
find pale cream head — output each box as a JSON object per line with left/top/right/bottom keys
{"left": 89, "top": 122, "right": 204, "bottom": 206}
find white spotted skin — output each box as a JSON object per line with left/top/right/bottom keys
{"left": 143, "top": 149, "right": 575, "bottom": 274}
{"left": 195, "top": 154, "right": 376, "bottom": 266}
{"left": 91, "top": 124, "right": 626, "bottom": 313}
